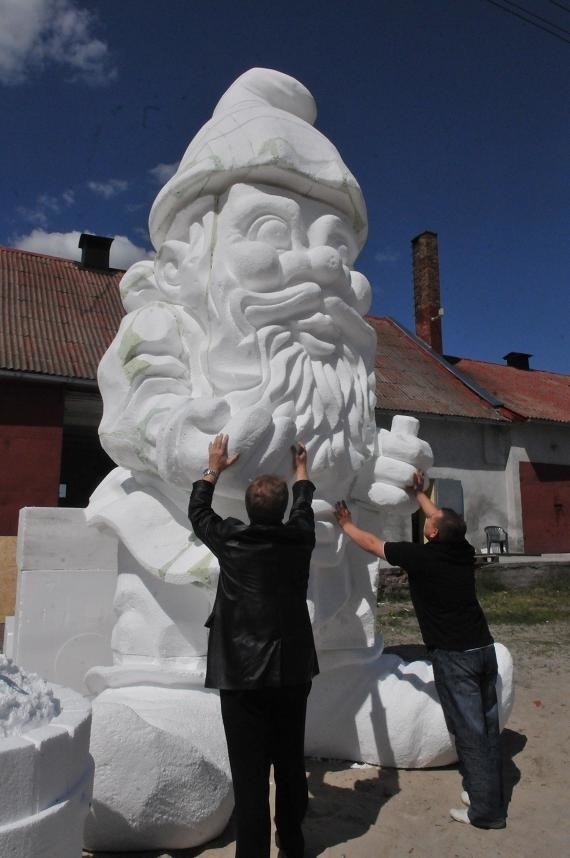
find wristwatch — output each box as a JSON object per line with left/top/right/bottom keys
{"left": 202, "top": 468, "right": 219, "bottom": 480}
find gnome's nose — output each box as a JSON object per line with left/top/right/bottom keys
{"left": 281, "top": 245, "right": 346, "bottom": 287}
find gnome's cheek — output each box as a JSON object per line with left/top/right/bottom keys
{"left": 224, "top": 240, "right": 283, "bottom": 292}
{"left": 349, "top": 271, "right": 372, "bottom": 315}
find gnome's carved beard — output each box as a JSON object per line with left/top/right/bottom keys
{"left": 205, "top": 278, "right": 376, "bottom": 494}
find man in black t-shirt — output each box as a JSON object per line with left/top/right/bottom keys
{"left": 334, "top": 471, "right": 506, "bottom": 830}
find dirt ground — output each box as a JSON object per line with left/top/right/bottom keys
{"left": 85, "top": 617, "right": 570, "bottom": 858}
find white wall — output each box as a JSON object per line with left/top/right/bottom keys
{"left": 377, "top": 412, "right": 570, "bottom": 554}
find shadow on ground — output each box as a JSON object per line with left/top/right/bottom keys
{"left": 501, "top": 727, "right": 526, "bottom": 809}
{"left": 302, "top": 758, "right": 399, "bottom": 856}
{"left": 83, "top": 757, "right": 400, "bottom": 858}
{"left": 83, "top": 818, "right": 235, "bottom": 858}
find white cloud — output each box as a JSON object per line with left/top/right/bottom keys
{"left": 13, "top": 228, "right": 153, "bottom": 269}
{"left": 14, "top": 228, "right": 84, "bottom": 260}
{"left": 149, "top": 161, "right": 179, "bottom": 184}
{"left": 374, "top": 248, "right": 401, "bottom": 264}
{"left": 17, "top": 188, "right": 75, "bottom": 226}
{"left": 111, "top": 234, "right": 154, "bottom": 269}
{"left": 133, "top": 225, "right": 150, "bottom": 242}
{"left": 87, "top": 179, "right": 128, "bottom": 199}
{"left": 0, "top": 0, "right": 116, "bottom": 86}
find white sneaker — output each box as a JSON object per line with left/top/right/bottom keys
{"left": 461, "top": 790, "right": 470, "bottom": 807}
{"left": 450, "top": 807, "right": 471, "bottom": 825}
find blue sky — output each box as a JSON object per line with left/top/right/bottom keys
{"left": 1, "top": 0, "right": 568, "bottom": 372}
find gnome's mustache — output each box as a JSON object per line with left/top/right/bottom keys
{"left": 237, "top": 281, "right": 356, "bottom": 345}
{"left": 242, "top": 282, "right": 321, "bottom": 327}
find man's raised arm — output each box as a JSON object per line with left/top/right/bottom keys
{"left": 189, "top": 434, "right": 240, "bottom": 548}
{"left": 291, "top": 442, "right": 310, "bottom": 483}
{"left": 334, "top": 500, "right": 386, "bottom": 559}
{"left": 411, "top": 469, "right": 440, "bottom": 518}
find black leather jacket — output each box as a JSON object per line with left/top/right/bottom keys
{"left": 189, "top": 478, "right": 319, "bottom": 690}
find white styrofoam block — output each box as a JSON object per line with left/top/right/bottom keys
{"left": 0, "top": 683, "right": 93, "bottom": 858}
{"left": 13, "top": 568, "right": 115, "bottom": 693}
{"left": 0, "top": 768, "right": 93, "bottom": 858}
{"left": 24, "top": 685, "right": 92, "bottom": 807}
{"left": 3, "top": 616, "right": 14, "bottom": 658}
{"left": 27, "top": 725, "right": 71, "bottom": 812}
{"left": 17, "top": 507, "right": 118, "bottom": 572}
{"left": 0, "top": 735, "right": 36, "bottom": 824}
{"left": 84, "top": 686, "right": 233, "bottom": 851}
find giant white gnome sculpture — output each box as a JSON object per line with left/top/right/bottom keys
{"left": 84, "top": 68, "right": 513, "bottom": 850}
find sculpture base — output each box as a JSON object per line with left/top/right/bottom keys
{"left": 306, "top": 642, "right": 514, "bottom": 768}
{"left": 83, "top": 686, "right": 233, "bottom": 852}
{"left": 84, "top": 644, "right": 513, "bottom": 850}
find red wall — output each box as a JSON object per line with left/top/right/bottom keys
{"left": 0, "top": 383, "right": 64, "bottom": 535}
{"left": 520, "top": 461, "right": 570, "bottom": 554}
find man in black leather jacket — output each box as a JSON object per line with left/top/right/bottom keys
{"left": 189, "top": 433, "right": 318, "bottom": 858}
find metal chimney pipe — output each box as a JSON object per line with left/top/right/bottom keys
{"left": 79, "top": 233, "right": 113, "bottom": 270}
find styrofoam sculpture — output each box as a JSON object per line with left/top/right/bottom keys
{"left": 0, "top": 657, "right": 93, "bottom": 858}
{"left": 84, "top": 68, "right": 513, "bottom": 849}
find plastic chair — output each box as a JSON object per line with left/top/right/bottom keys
{"left": 485, "top": 526, "right": 509, "bottom": 554}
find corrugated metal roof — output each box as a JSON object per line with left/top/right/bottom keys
{"left": 367, "top": 316, "right": 510, "bottom": 422}
{"left": 451, "top": 356, "right": 570, "bottom": 424}
{"left": 0, "top": 246, "right": 124, "bottom": 380}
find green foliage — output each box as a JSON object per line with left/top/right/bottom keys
{"left": 478, "top": 584, "right": 570, "bottom": 625}
{"left": 379, "top": 576, "right": 570, "bottom": 630}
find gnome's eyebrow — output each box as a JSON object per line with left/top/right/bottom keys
{"left": 230, "top": 191, "right": 299, "bottom": 230}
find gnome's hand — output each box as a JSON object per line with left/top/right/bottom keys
{"left": 351, "top": 415, "right": 434, "bottom": 514}
{"left": 157, "top": 399, "right": 297, "bottom": 495}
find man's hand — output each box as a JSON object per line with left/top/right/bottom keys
{"left": 333, "top": 499, "right": 385, "bottom": 558}
{"left": 291, "top": 442, "right": 309, "bottom": 481}
{"left": 205, "top": 434, "right": 240, "bottom": 482}
{"left": 411, "top": 469, "right": 425, "bottom": 493}
{"left": 334, "top": 500, "right": 352, "bottom": 529}
{"left": 410, "top": 468, "right": 440, "bottom": 518}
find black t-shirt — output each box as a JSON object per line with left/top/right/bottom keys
{"left": 383, "top": 540, "right": 493, "bottom": 651}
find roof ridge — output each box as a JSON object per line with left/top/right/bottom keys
{"left": 0, "top": 243, "right": 126, "bottom": 272}
{"left": 381, "top": 317, "right": 506, "bottom": 409}
{"left": 457, "top": 354, "right": 569, "bottom": 379}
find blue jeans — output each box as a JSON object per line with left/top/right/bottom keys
{"left": 431, "top": 644, "right": 506, "bottom": 828}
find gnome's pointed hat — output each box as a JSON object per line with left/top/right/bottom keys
{"left": 149, "top": 68, "right": 367, "bottom": 249}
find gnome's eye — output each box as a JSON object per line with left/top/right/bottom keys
{"left": 247, "top": 216, "right": 292, "bottom": 251}
{"left": 325, "top": 230, "right": 358, "bottom": 266}
{"left": 309, "top": 216, "right": 358, "bottom": 266}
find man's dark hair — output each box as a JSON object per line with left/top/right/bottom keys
{"left": 436, "top": 508, "right": 467, "bottom": 542}
{"left": 245, "top": 475, "right": 289, "bottom": 524}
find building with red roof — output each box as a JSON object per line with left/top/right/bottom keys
{"left": 1, "top": 231, "right": 569, "bottom": 619}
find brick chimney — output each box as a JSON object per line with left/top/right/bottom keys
{"left": 412, "top": 231, "right": 443, "bottom": 353}
{"left": 79, "top": 233, "right": 113, "bottom": 270}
